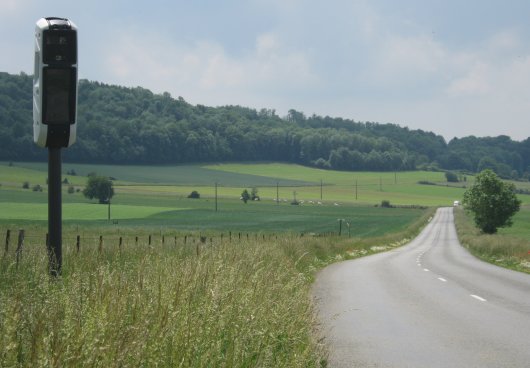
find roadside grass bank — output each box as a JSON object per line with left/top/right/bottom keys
{"left": 0, "top": 208, "right": 433, "bottom": 367}
{"left": 454, "top": 207, "right": 530, "bottom": 274}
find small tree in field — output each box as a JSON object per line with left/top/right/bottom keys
{"left": 463, "top": 169, "right": 521, "bottom": 234}
{"left": 83, "top": 175, "right": 114, "bottom": 204}
{"left": 445, "top": 171, "right": 459, "bottom": 183}
{"left": 241, "top": 189, "right": 250, "bottom": 204}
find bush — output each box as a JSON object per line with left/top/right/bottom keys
{"left": 417, "top": 180, "right": 436, "bottom": 185}
{"left": 241, "top": 189, "right": 250, "bottom": 203}
{"left": 68, "top": 186, "right": 75, "bottom": 194}
{"left": 22, "top": 181, "right": 29, "bottom": 189}
{"left": 32, "top": 184, "right": 43, "bottom": 192}
{"left": 251, "top": 187, "right": 260, "bottom": 201}
{"left": 187, "top": 190, "right": 200, "bottom": 199}
{"left": 445, "top": 171, "right": 459, "bottom": 182}
{"left": 381, "top": 200, "right": 392, "bottom": 208}
{"left": 463, "top": 169, "right": 521, "bottom": 234}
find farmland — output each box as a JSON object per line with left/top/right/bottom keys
{"left": 1, "top": 161, "right": 529, "bottom": 366}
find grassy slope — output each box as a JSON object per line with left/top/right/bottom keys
{"left": 454, "top": 207, "right": 530, "bottom": 274}
{"left": 4, "top": 161, "right": 529, "bottom": 365}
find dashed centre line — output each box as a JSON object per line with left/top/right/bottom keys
{"left": 415, "top": 252, "right": 488, "bottom": 305}
{"left": 471, "top": 294, "right": 487, "bottom": 302}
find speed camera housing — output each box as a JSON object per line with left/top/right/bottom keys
{"left": 33, "top": 17, "right": 78, "bottom": 148}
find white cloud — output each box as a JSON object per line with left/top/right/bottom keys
{"left": 102, "top": 29, "right": 318, "bottom": 107}
{"left": 446, "top": 62, "right": 491, "bottom": 97}
{"left": 0, "top": 0, "right": 25, "bottom": 14}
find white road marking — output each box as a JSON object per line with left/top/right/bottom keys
{"left": 438, "top": 277, "right": 447, "bottom": 282}
{"left": 471, "top": 294, "right": 487, "bottom": 302}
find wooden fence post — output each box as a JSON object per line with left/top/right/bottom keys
{"left": 16, "top": 230, "right": 24, "bottom": 268}
{"left": 149, "top": 235, "right": 152, "bottom": 246}
{"left": 4, "top": 229, "right": 10, "bottom": 254}
{"left": 119, "top": 237, "right": 123, "bottom": 252}
{"left": 135, "top": 236, "right": 138, "bottom": 246}
{"left": 76, "top": 235, "right": 80, "bottom": 253}
{"left": 99, "top": 235, "right": 103, "bottom": 253}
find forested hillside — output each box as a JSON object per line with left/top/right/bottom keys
{"left": 1, "top": 71, "right": 529, "bottom": 178}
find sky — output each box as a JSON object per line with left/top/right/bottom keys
{"left": 1, "top": 0, "right": 530, "bottom": 141}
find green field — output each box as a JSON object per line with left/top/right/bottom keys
{"left": 2, "top": 161, "right": 529, "bottom": 366}
{"left": 2, "top": 161, "right": 529, "bottom": 233}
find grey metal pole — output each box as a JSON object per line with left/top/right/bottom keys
{"left": 48, "top": 147, "right": 62, "bottom": 276}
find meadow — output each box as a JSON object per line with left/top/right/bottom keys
{"left": 1, "top": 161, "right": 529, "bottom": 366}
{"left": 455, "top": 207, "right": 530, "bottom": 274}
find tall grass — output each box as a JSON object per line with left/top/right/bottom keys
{"left": 0, "top": 207, "right": 433, "bottom": 367}
{"left": 453, "top": 207, "right": 530, "bottom": 274}
{"left": 1, "top": 236, "right": 325, "bottom": 367}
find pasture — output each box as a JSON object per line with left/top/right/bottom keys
{"left": 1, "top": 161, "right": 529, "bottom": 236}
{"left": 0, "top": 161, "right": 438, "bottom": 366}
{"left": 1, "top": 161, "right": 529, "bottom": 366}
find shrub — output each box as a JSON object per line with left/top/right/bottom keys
{"left": 381, "top": 200, "right": 392, "bottom": 208}
{"left": 445, "top": 171, "right": 459, "bottom": 182}
{"left": 463, "top": 169, "right": 521, "bottom": 234}
{"left": 32, "top": 184, "right": 43, "bottom": 192}
{"left": 68, "top": 186, "right": 75, "bottom": 194}
{"left": 22, "top": 181, "right": 29, "bottom": 189}
{"left": 187, "top": 190, "right": 200, "bottom": 199}
{"left": 251, "top": 187, "right": 260, "bottom": 201}
{"left": 241, "top": 189, "right": 250, "bottom": 203}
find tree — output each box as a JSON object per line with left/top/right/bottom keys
{"left": 250, "top": 187, "right": 260, "bottom": 201}
{"left": 187, "top": 190, "right": 200, "bottom": 199}
{"left": 445, "top": 171, "right": 459, "bottom": 182}
{"left": 463, "top": 169, "right": 521, "bottom": 234}
{"left": 241, "top": 189, "right": 250, "bottom": 204}
{"left": 83, "top": 175, "right": 114, "bottom": 204}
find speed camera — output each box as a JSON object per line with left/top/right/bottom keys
{"left": 33, "top": 17, "right": 78, "bottom": 148}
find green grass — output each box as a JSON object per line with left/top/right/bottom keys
{"left": 2, "top": 161, "right": 312, "bottom": 187}
{"left": 0, "top": 207, "right": 434, "bottom": 367}
{"left": 498, "top": 205, "right": 530, "bottom": 240}
{"left": 454, "top": 207, "right": 530, "bottom": 274}
{"left": 0, "top": 202, "right": 186, "bottom": 221}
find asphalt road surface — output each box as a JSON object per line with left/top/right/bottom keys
{"left": 313, "top": 207, "right": 530, "bottom": 367}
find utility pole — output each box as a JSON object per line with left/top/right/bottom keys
{"left": 215, "top": 181, "right": 218, "bottom": 212}
{"left": 276, "top": 181, "right": 279, "bottom": 205}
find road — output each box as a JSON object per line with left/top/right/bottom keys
{"left": 313, "top": 207, "right": 530, "bottom": 367}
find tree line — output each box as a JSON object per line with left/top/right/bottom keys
{"left": 1, "top": 71, "right": 530, "bottom": 178}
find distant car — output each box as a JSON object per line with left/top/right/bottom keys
{"left": 453, "top": 200, "right": 460, "bottom": 207}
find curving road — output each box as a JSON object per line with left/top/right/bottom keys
{"left": 313, "top": 207, "right": 530, "bottom": 367}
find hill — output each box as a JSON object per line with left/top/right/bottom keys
{"left": 1, "top": 71, "right": 529, "bottom": 178}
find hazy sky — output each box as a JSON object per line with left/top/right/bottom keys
{"left": 2, "top": 0, "right": 529, "bottom": 141}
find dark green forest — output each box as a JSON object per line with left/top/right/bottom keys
{"left": 1, "top": 71, "right": 529, "bottom": 179}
